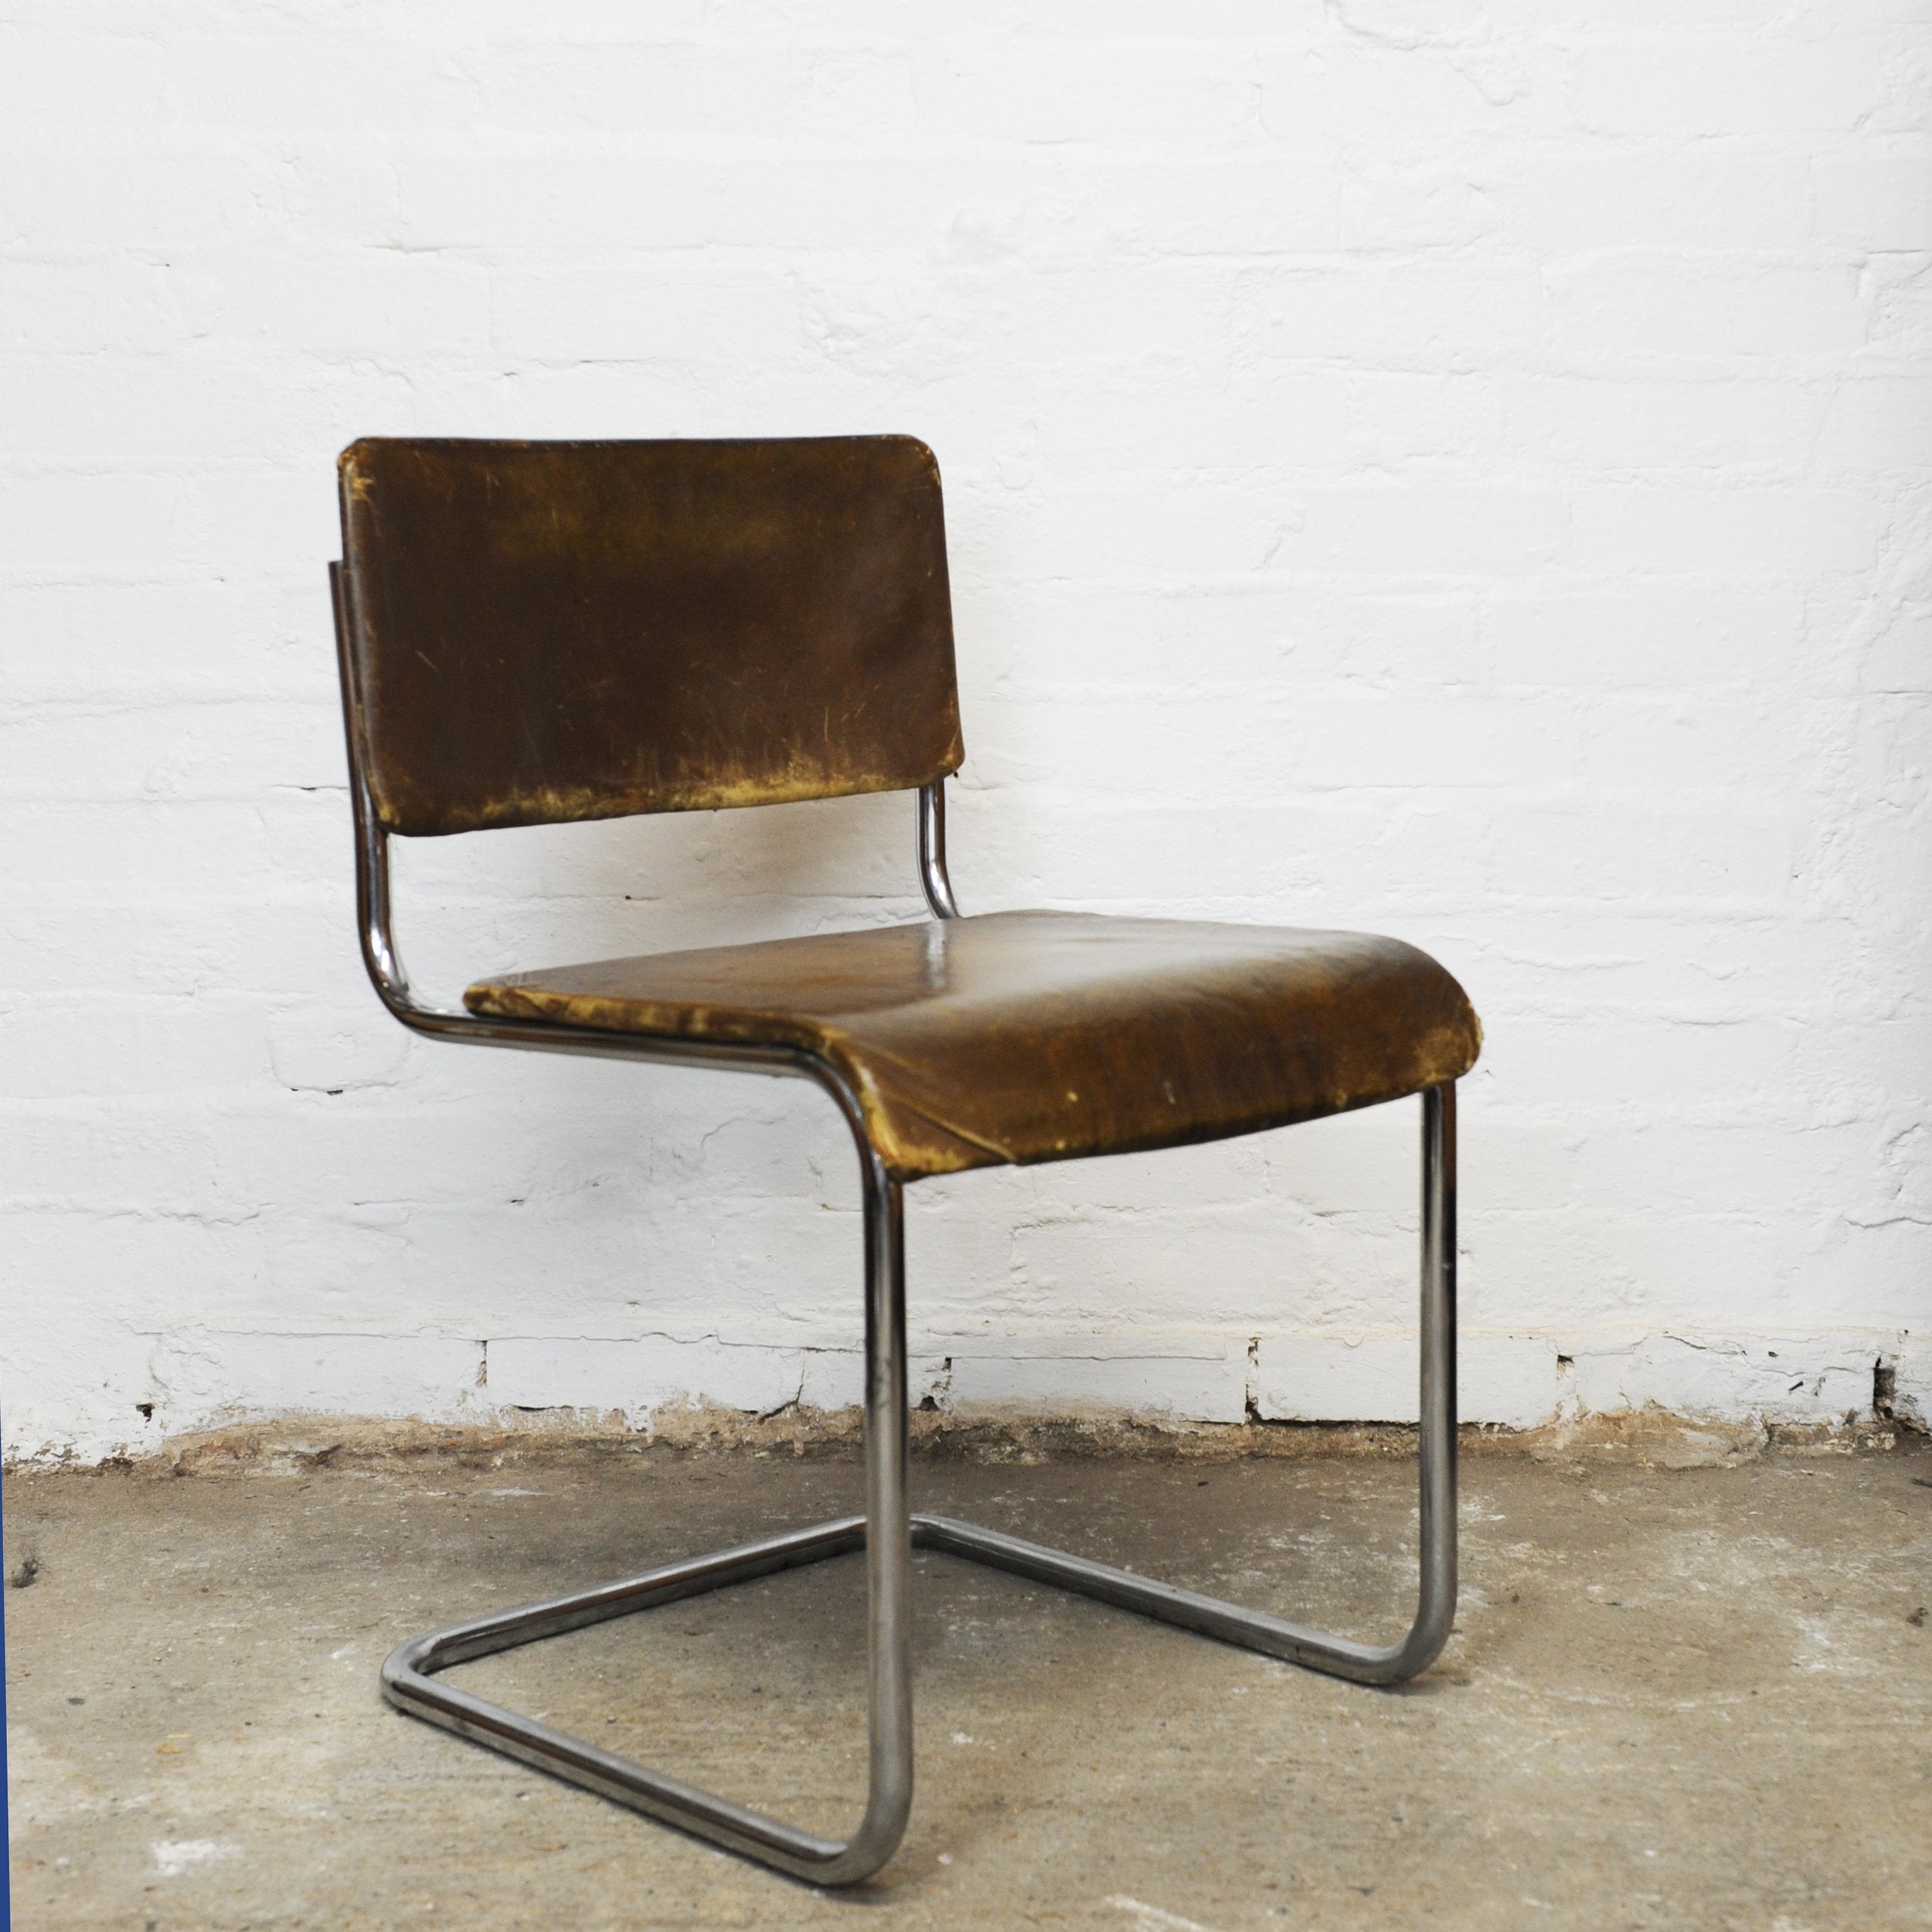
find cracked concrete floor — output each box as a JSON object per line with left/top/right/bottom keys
{"left": 5, "top": 1430, "right": 1930, "bottom": 1931}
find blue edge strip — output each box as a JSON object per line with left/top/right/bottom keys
{"left": 3, "top": 1404, "right": 11, "bottom": 1930}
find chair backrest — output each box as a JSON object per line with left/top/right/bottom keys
{"left": 335, "top": 436, "right": 964, "bottom": 837}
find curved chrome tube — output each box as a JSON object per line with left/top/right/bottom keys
{"left": 333, "top": 560, "right": 1454, "bottom": 1888}
{"left": 904, "top": 1083, "right": 1457, "bottom": 1686}
{"left": 330, "top": 564, "right": 857, "bottom": 1103}
{"left": 917, "top": 778, "right": 960, "bottom": 919}
{"left": 374, "top": 1088, "right": 1454, "bottom": 1888}
{"left": 381, "top": 1148, "right": 914, "bottom": 1886}
{"left": 337, "top": 560, "right": 914, "bottom": 1881}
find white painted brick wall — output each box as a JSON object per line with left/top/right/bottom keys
{"left": 2, "top": 3, "right": 1929, "bottom": 1461}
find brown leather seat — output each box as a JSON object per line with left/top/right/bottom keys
{"left": 333, "top": 434, "right": 1481, "bottom": 1181}
{"left": 467, "top": 910, "right": 1479, "bottom": 1180}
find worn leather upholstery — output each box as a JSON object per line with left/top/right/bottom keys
{"left": 467, "top": 911, "right": 1481, "bottom": 1180}
{"left": 336, "top": 437, "right": 963, "bottom": 836}
{"left": 338, "top": 433, "right": 1480, "bottom": 1179}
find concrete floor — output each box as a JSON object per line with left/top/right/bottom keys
{"left": 5, "top": 1423, "right": 1930, "bottom": 1931}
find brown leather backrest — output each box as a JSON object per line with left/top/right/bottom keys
{"left": 335, "top": 436, "right": 964, "bottom": 837}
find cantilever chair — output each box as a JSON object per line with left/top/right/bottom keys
{"left": 329, "top": 435, "right": 1480, "bottom": 1887}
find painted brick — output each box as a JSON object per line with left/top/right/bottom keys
{"left": 1253, "top": 1332, "right": 1560, "bottom": 1430}
{"left": 1, "top": 3, "right": 1927, "bottom": 1462}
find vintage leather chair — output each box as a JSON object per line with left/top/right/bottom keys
{"left": 329, "top": 435, "right": 1479, "bottom": 1886}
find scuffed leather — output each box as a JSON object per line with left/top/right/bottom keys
{"left": 466, "top": 911, "right": 1481, "bottom": 1180}
{"left": 336, "top": 436, "right": 964, "bottom": 837}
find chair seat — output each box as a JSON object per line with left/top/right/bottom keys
{"left": 465, "top": 910, "right": 1480, "bottom": 1180}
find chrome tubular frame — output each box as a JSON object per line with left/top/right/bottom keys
{"left": 916, "top": 777, "right": 959, "bottom": 920}
{"left": 335, "top": 564, "right": 1458, "bottom": 1887}
{"left": 383, "top": 1155, "right": 917, "bottom": 1885}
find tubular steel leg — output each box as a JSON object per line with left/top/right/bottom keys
{"left": 380, "top": 1150, "right": 913, "bottom": 1886}
{"left": 380, "top": 1085, "right": 1456, "bottom": 1885}
{"left": 910, "top": 1081, "right": 1458, "bottom": 1685}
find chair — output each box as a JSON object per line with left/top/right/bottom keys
{"left": 328, "top": 435, "right": 1479, "bottom": 1886}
